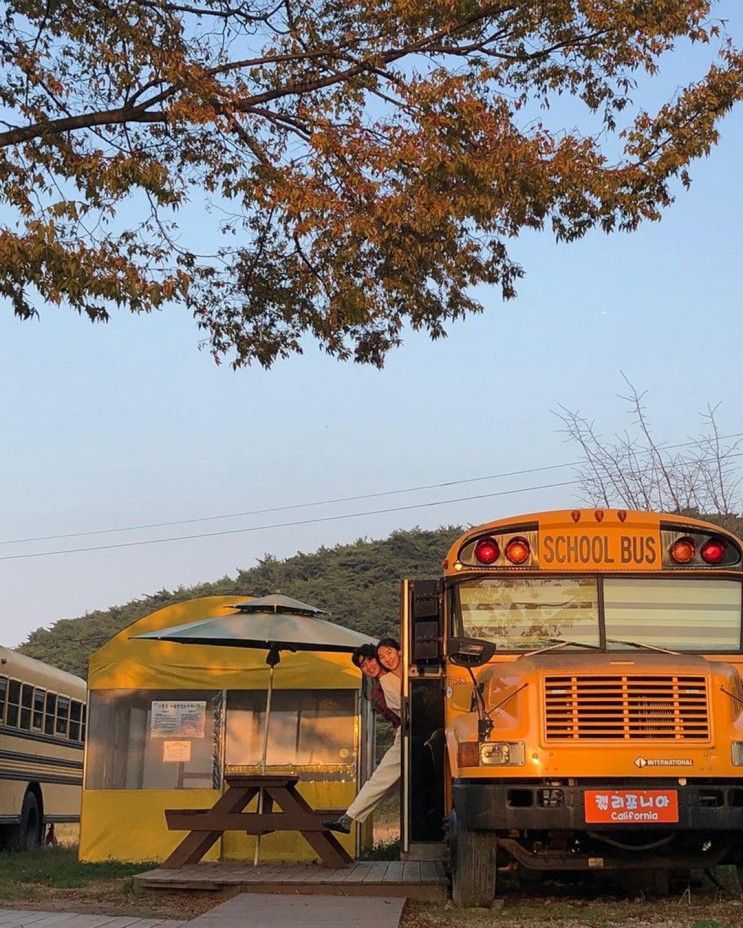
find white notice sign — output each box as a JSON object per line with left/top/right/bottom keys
{"left": 163, "top": 740, "right": 192, "bottom": 763}
{"left": 150, "top": 700, "right": 206, "bottom": 737}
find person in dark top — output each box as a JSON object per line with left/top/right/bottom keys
{"left": 323, "top": 640, "right": 401, "bottom": 833}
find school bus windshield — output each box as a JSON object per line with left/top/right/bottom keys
{"left": 455, "top": 577, "right": 742, "bottom": 651}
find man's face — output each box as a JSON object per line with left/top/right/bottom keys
{"left": 359, "top": 655, "right": 382, "bottom": 679}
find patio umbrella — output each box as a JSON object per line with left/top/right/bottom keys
{"left": 230, "top": 593, "right": 327, "bottom": 615}
{"left": 133, "top": 598, "right": 374, "bottom": 862}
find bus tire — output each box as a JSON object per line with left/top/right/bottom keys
{"left": 9, "top": 790, "right": 43, "bottom": 852}
{"left": 448, "top": 811, "right": 497, "bottom": 907}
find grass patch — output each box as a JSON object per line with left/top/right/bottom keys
{"left": 690, "top": 922, "right": 734, "bottom": 928}
{"left": 0, "top": 847, "right": 154, "bottom": 899}
{"left": 359, "top": 838, "right": 401, "bottom": 861}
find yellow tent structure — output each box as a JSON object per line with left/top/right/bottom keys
{"left": 79, "top": 595, "right": 368, "bottom": 863}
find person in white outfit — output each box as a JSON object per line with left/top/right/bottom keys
{"left": 323, "top": 638, "right": 401, "bottom": 834}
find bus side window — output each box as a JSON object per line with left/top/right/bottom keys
{"left": 20, "top": 683, "right": 33, "bottom": 730}
{"left": 70, "top": 701, "right": 81, "bottom": 741}
{"left": 45, "top": 693, "right": 57, "bottom": 735}
{"left": 81, "top": 704, "right": 86, "bottom": 742}
{"left": 33, "top": 688, "right": 45, "bottom": 730}
{"left": 56, "top": 697, "right": 70, "bottom": 737}
{"left": 7, "top": 680, "right": 20, "bottom": 727}
{"left": 0, "top": 676, "right": 7, "bottom": 725}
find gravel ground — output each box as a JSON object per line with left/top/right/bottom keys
{"left": 404, "top": 869, "right": 743, "bottom": 928}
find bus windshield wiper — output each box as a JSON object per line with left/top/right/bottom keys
{"left": 605, "top": 637, "right": 680, "bottom": 656}
{"left": 520, "top": 638, "right": 601, "bottom": 659}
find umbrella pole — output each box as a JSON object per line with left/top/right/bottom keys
{"left": 254, "top": 663, "right": 274, "bottom": 866}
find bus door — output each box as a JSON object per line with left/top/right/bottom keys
{"left": 401, "top": 578, "right": 446, "bottom": 859}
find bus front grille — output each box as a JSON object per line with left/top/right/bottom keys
{"left": 543, "top": 674, "right": 710, "bottom": 741}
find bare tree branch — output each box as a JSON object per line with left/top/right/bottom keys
{"left": 555, "top": 380, "right": 742, "bottom": 519}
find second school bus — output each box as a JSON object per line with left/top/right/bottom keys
{"left": 399, "top": 509, "right": 743, "bottom": 904}
{"left": 0, "top": 647, "right": 86, "bottom": 848}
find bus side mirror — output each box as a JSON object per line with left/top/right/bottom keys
{"left": 448, "top": 637, "right": 496, "bottom": 667}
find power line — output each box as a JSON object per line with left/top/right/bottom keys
{"left": 0, "top": 478, "right": 580, "bottom": 562}
{"left": 1, "top": 462, "right": 576, "bottom": 545}
{"left": 2, "top": 431, "right": 741, "bottom": 547}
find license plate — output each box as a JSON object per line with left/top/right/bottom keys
{"left": 584, "top": 789, "right": 679, "bottom": 824}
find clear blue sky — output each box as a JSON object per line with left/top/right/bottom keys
{"left": 1, "top": 7, "right": 742, "bottom": 647}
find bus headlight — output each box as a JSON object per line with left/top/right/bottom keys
{"left": 731, "top": 743, "right": 743, "bottom": 766}
{"left": 480, "top": 742, "right": 525, "bottom": 766}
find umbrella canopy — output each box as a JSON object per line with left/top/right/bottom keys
{"left": 231, "top": 594, "right": 328, "bottom": 616}
{"left": 133, "top": 609, "right": 374, "bottom": 652}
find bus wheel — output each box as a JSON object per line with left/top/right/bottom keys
{"left": 9, "top": 791, "right": 43, "bottom": 852}
{"left": 448, "top": 811, "right": 498, "bottom": 907}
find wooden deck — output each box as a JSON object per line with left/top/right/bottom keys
{"left": 134, "top": 861, "right": 447, "bottom": 900}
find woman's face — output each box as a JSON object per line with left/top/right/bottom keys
{"left": 377, "top": 644, "right": 400, "bottom": 672}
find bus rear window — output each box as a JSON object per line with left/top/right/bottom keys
{"left": 45, "top": 693, "right": 57, "bottom": 734}
{"left": 56, "top": 697, "right": 70, "bottom": 736}
{"left": 7, "top": 680, "right": 20, "bottom": 727}
{"left": 33, "top": 689, "right": 45, "bottom": 729}
{"left": 69, "top": 701, "right": 82, "bottom": 741}
{"left": 20, "top": 683, "right": 33, "bottom": 730}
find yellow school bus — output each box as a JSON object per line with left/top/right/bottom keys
{"left": 400, "top": 509, "right": 743, "bottom": 904}
{"left": 0, "top": 647, "right": 86, "bottom": 849}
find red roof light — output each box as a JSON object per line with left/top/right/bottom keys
{"left": 670, "top": 537, "right": 695, "bottom": 564}
{"left": 505, "top": 537, "right": 530, "bottom": 565}
{"left": 700, "top": 538, "right": 726, "bottom": 565}
{"left": 474, "top": 538, "right": 499, "bottom": 565}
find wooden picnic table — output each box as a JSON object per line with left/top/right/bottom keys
{"left": 162, "top": 773, "right": 353, "bottom": 869}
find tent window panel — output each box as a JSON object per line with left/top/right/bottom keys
{"left": 225, "top": 690, "right": 356, "bottom": 777}
{"left": 85, "top": 690, "right": 222, "bottom": 790}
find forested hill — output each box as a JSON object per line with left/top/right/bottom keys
{"left": 17, "top": 526, "right": 463, "bottom": 678}
{"left": 17, "top": 513, "right": 743, "bottom": 679}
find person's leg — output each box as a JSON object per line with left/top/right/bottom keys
{"left": 346, "top": 733, "right": 400, "bottom": 822}
{"left": 324, "top": 732, "right": 401, "bottom": 833}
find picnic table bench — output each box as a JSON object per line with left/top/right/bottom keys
{"left": 163, "top": 773, "right": 353, "bottom": 869}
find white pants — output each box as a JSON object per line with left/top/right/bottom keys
{"left": 347, "top": 729, "right": 401, "bottom": 823}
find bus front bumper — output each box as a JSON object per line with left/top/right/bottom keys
{"left": 453, "top": 778, "right": 743, "bottom": 832}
